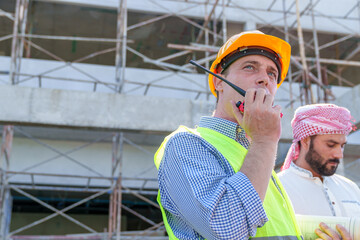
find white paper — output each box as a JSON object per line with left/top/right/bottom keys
{"left": 296, "top": 214, "right": 360, "bottom": 240}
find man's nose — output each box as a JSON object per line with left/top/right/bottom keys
{"left": 255, "top": 69, "right": 269, "bottom": 86}
{"left": 333, "top": 146, "right": 344, "bottom": 159}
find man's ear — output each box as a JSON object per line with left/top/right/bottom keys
{"left": 300, "top": 136, "right": 311, "bottom": 151}
{"left": 213, "top": 75, "right": 224, "bottom": 93}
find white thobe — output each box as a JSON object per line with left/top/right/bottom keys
{"left": 278, "top": 162, "right": 360, "bottom": 217}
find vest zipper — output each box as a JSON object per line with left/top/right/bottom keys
{"left": 271, "top": 175, "right": 284, "bottom": 199}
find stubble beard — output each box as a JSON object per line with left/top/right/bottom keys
{"left": 304, "top": 140, "right": 339, "bottom": 176}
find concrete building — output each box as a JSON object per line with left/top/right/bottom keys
{"left": 0, "top": 0, "right": 359, "bottom": 239}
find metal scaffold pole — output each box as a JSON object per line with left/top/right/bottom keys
{"left": 9, "top": 0, "right": 28, "bottom": 85}
{"left": 0, "top": 126, "right": 14, "bottom": 240}
{"left": 109, "top": 132, "right": 124, "bottom": 239}
{"left": 282, "top": 0, "right": 294, "bottom": 108}
{"left": 9, "top": 0, "right": 21, "bottom": 85}
{"left": 310, "top": 0, "right": 323, "bottom": 103}
{"left": 295, "top": 0, "right": 314, "bottom": 104}
{"left": 115, "top": 0, "right": 128, "bottom": 93}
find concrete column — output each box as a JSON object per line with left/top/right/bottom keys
{"left": 244, "top": 20, "right": 257, "bottom": 31}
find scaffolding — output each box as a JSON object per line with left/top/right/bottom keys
{"left": 2, "top": 0, "right": 359, "bottom": 102}
{"left": 0, "top": 125, "right": 164, "bottom": 239}
{"left": 1, "top": 0, "right": 360, "bottom": 239}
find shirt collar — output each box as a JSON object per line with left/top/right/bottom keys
{"left": 290, "top": 161, "right": 314, "bottom": 178}
{"left": 198, "top": 116, "right": 249, "bottom": 147}
{"left": 289, "top": 161, "right": 328, "bottom": 182}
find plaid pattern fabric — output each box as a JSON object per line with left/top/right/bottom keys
{"left": 281, "top": 104, "right": 356, "bottom": 170}
{"left": 157, "top": 116, "right": 267, "bottom": 239}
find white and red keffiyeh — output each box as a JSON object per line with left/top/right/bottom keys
{"left": 281, "top": 104, "right": 357, "bottom": 171}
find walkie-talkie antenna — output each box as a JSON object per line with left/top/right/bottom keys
{"left": 189, "top": 60, "right": 246, "bottom": 97}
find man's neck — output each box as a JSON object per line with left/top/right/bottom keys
{"left": 293, "top": 158, "right": 323, "bottom": 181}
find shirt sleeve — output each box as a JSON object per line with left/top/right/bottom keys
{"left": 157, "top": 132, "right": 267, "bottom": 240}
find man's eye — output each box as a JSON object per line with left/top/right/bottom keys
{"left": 244, "top": 65, "right": 254, "bottom": 70}
{"left": 327, "top": 144, "right": 335, "bottom": 148}
{"left": 268, "top": 72, "right": 278, "bottom": 80}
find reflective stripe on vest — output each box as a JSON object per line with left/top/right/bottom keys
{"left": 154, "top": 125, "right": 303, "bottom": 240}
{"left": 252, "top": 236, "right": 300, "bottom": 240}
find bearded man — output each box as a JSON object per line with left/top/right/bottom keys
{"left": 278, "top": 103, "right": 360, "bottom": 218}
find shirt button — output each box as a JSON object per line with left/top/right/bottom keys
{"left": 332, "top": 202, "right": 335, "bottom": 205}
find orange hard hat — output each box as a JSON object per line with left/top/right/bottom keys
{"left": 208, "top": 30, "right": 291, "bottom": 97}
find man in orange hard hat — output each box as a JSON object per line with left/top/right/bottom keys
{"left": 154, "top": 30, "right": 349, "bottom": 239}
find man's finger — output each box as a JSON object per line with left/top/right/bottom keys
{"left": 252, "top": 88, "right": 267, "bottom": 105}
{"left": 272, "top": 105, "right": 282, "bottom": 115}
{"left": 315, "top": 228, "right": 332, "bottom": 240}
{"left": 318, "top": 222, "right": 341, "bottom": 240}
{"left": 263, "top": 93, "right": 274, "bottom": 107}
{"left": 336, "top": 224, "right": 352, "bottom": 240}
{"left": 244, "top": 88, "right": 256, "bottom": 104}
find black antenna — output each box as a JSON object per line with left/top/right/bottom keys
{"left": 189, "top": 60, "right": 246, "bottom": 97}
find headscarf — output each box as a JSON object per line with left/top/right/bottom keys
{"left": 281, "top": 104, "right": 357, "bottom": 171}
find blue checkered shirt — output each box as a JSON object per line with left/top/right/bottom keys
{"left": 157, "top": 116, "right": 268, "bottom": 240}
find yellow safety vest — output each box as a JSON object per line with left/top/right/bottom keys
{"left": 155, "top": 125, "right": 303, "bottom": 240}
